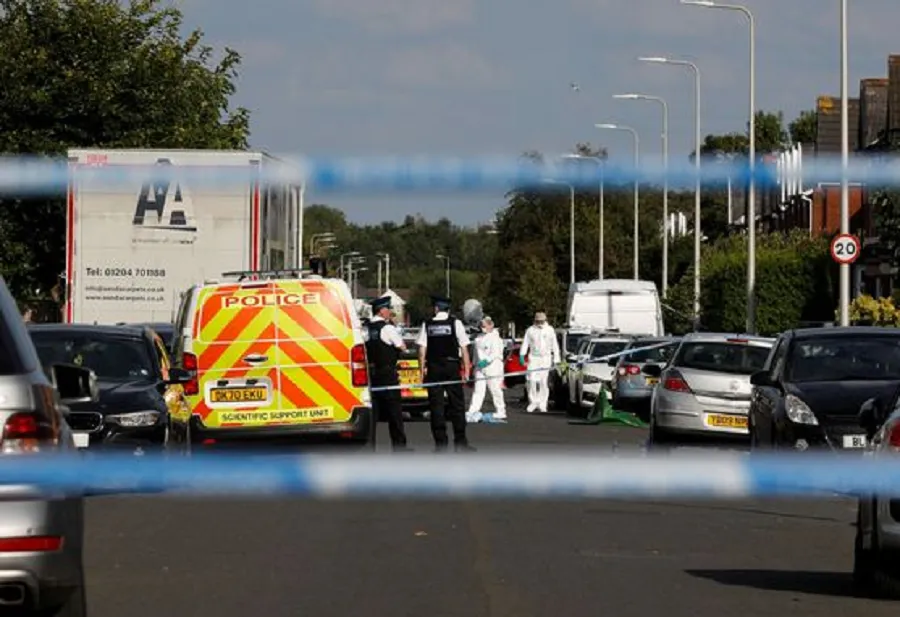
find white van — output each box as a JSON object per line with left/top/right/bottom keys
{"left": 565, "top": 279, "right": 664, "bottom": 336}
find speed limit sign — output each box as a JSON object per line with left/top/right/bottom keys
{"left": 831, "top": 233, "right": 861, "bottom": 265}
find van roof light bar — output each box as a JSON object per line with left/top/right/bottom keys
{"left": 221, "top": 269, "right": 308, "bottom": 281}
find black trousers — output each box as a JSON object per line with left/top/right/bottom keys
{"left": 371, "top": 385, "right": 407, "bottom": 448}
{"left": 426, "top": 360, "right": 468, "bottom": 448}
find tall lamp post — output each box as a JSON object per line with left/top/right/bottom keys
{"left": 542, "top": 179, "right": 576, "bottom": 285}
{"left": 639, "top": 56, "right": 701, "bottom": 325}
{"left": 435, "top": 254, "right": 451, "bottom": 297}
{"left": 595, "top": 123, "right": 640, "bottom": 280}
{"left": 613, "top": 93, "right": 669, "bottom": 295}
{"left": 839, "top": 0, "right": 850, "bottom": 326}
{"left": 375, "top": 252, "right": 391, "bottom": 292}
{"left": 561, "top": 154, "right": 605, "bottom": 280}
{"left": 681, "top": 0, "right": 756, "bottom": 331}
{"left": 339, "top": 251, "right": 360, "bottom": 281}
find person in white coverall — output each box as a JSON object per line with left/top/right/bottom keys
{"left": 466, "top": 316, "right": 507, "bottom": 423}
{"left": 520, "top": 311, "right": 560, "bottom": 413}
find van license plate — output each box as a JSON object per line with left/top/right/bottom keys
{"left": 842, "top": 434, "right": 867, "bottom": 449}
{"left": 210, "top": 386, "right": 268, "bottom": 403}
{"left": 73, "top": 433, "right": 90, "bottom": 448}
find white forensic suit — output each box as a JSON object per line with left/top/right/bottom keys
{"left": 520, "top": 323, "right": 560, "bottom": 412}
{"left": 466, "top": 329, "right": 507, "bottom": 422}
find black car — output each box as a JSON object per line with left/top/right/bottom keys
{"left": 27, "top": 323, "right": 190, "bottom": 452}
{"left": 748, "top": 326, "right": 900, "bottom": 452}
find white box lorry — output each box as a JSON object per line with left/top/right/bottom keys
{"left": 64, "top": 149, "right": 303, "bottom": 325}
{"left": 565, "top": 279, "right": 665, "bottom": 336}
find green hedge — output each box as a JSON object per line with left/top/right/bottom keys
{"left": 664, "top": 230, "right": 834, "bottom": 335}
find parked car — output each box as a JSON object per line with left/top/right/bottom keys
{"left": 553, "top": 328, "right": 592, "bottom": 410}
{"left": 854, "top": 386, "right": 900, "bottom": 597}
{"left": 27, "top": 323, "right": 191, "bottom": 452}
{"left": 397, "top": 338, "right": 429, "bottom": 416}
{"left": 749, "top": 326, "right": 900, "bottom": 452}
{"left": 0, "top": 275, "right": 99, "bottom": 617}
{"left": 567, "top": 335, "right": 634, "bottom": 415}
{"left": 645, "top": 333, "right": 775, "bottom": 445}
{"left": 609, "top": 336, "right": 680, "bottom": 419}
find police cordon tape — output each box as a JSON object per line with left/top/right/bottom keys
{"left": 3, "top": 451, "right": 900, "bottom": 499}
{"left": 2, "top": 154, "right": 899, "bottom": 194}
{"left": 369, "top": 341, "right": 675, "bottom": 392}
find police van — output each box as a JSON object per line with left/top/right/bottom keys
{"left": 168, "top": 270, "right": 375, "bottom": 451}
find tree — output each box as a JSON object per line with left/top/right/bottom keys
{"left": 0, "top": 0, "right": 250, "bottom": 300}
{"left": 789, "top": 110, "right": 817, "bottom": 144}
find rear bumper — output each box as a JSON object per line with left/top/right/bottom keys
{"left": 189, "top": 407, "right": 374, "bottom": 444}
{"left": 0, "top": 497, "right": 83, "bottom": 611}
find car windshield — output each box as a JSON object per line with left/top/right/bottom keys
{"left": 787, "top": 336, "right": 900, "bottom": 382}
{"left": 674, "top": 341, "right": 771, "bottom": 375}
{"left": 590, "top": 341, "right": 629, "bottom": 359}
{"left": 622, "top": 340, "right": 678, "bottom": 363}
{"left": 567, "top": 334, "right": 588, "bottom": 353}
{"left": 30, "top": 330, "right": 155, "bottom": 382}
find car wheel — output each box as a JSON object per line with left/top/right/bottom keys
{"left": 855, "top": 503, "right": 900, "bottom": 598}
{"left": 648, "top": 412, "right": 671, "bottom": 449}
{"left": 41, "top": 570, "right": 86, "bottom": 617}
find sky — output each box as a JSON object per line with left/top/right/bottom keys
{"left": 178, "top": 0, "right": 900, "bottom": 226}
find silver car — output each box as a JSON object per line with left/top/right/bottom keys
{"left": 0, "top": 276, "right": 97, "bottom": 616}
{"left": 609, "top": 337, "right": 680, "bottom": 419}
{"left": 644, "top": 332, "right": 775, "bottom": 445}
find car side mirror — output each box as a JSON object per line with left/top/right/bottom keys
{"left": 51, "top": 363, "right": 99, "bottom": 405}
{"left": 642, "top": 364, "right": 662, "bottom": 378}
{"left": 750, "top": 371, "right": 771, "bottom": 387}
{"left": 859, "top": 397, "right": 885, "bottom": 436}
{"left": 166, "top": 367, "right": 193, "bottom": 385}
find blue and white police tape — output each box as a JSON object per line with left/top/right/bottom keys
{"left": 2, "top": 451, "right": 900, "bottom": 498}
{"left": 3, "top": 154, "right": 899, "bottom": 194}
{"left": 369, "top": 340, "right": 674, "bottom": 392}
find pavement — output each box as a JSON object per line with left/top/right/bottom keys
{"left": 83, "top": 388, "right": 899, "bottom": 617}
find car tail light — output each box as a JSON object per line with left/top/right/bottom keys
{"left": 2, "top": 413, "right": 56, "bottom": 454}
{"left": 663, "top": 370, "right": 692, "bottom": 393}
{"left": 351, "top": 344, "right": 368, "bottom": 387}
{"left": 618, "top": 364, "right": 641, "bottom": 376}
{"left": 182, "top": 352, "right": 199, "bottom": 395}
{"left": 887, "top": 421, "right": 900, "bottom": 449}
{"left": 0, "top": 536, "right": 62, "bottom": 552}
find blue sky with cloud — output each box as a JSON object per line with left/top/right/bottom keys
{"left": 178, "top": 0, "right": 899, "bottom": 225}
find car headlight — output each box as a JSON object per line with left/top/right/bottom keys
{"left": 106, "top": 411, "right": 161, "bottom": 427}
{"left": 583, "top": 375, "right": 601, "bottom": 384}
{"left": 785, "top": 394, "right": 818, "bottom": 426}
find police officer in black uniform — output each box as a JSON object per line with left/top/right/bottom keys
{"left": 366, "top": 296, "right": 411, "bottom": 452}
{"left": 416, "top": 296, "right": 476, "bottom": 453}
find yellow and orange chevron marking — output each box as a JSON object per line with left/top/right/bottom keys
{"left": 189, "top": 280, "right": 363, "bottom": 428}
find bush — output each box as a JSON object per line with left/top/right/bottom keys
{"left": 665, "top": 230, "right": 834, "bottom": 335}
{"left": 844, "top": 294, "right": 900, "bottom": 326}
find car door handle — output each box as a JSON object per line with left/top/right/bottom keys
{"left": 243, "top": 354, "right": 268, "bottom": 364}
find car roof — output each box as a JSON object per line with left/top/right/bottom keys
{"left": 679, "top": 332, "right": 775, "bottom": 345}
{"left": 589, "top": 336, "right": 633, "bottom": 343}
{"left": 789, "top": 326, "right": 900, "bottom": 340}
{"left": 27, "top": 323, "right": 149, "bottom": 339}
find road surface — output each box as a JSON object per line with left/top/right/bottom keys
{"left": 84, "top": 394, "right": 892, "bottom": 617}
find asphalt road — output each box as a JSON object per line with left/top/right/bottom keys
{"left": 84, "top": 390, "right": 898, "bottom": 617}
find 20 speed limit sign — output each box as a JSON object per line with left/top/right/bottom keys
{"left": 830, "top": 233, "right": 860, "bottom": 265}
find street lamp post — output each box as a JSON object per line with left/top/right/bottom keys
{"left": 613, "top": 94, "right": 669, "bottom": 295}
{"left": 543, "top": 179, "right": 577, "bottom": 285}
{"left": 681, "top": 0, "right": 756, "bottom": 331}
{"left": 639, "top": 57, "right": 701, "bottom": 325}
{"left": 375, "top": 252, "right": 390, "bottom": 293}
{"left": 435, "top": 254, "right": 451, "bottom": 297}
{"left": 309, "top": 232, "right": 336, "bottom": 256}
{"left": 839, "top": 0, "right": 850, "bottom": 326}
{"left": 347, "top": 256, "right": 365, "bottom": 290}
{"left": 561, "top": 154, "right": 605, "bottom": 280}
{"left": 352, "top": 267, "right": 368, "bottom": 298}
{"left": 595, "top": 124, "right": 640, "bottom": 280}
{"left": 339, "top": 251, "right": 360, "bottom": 281}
